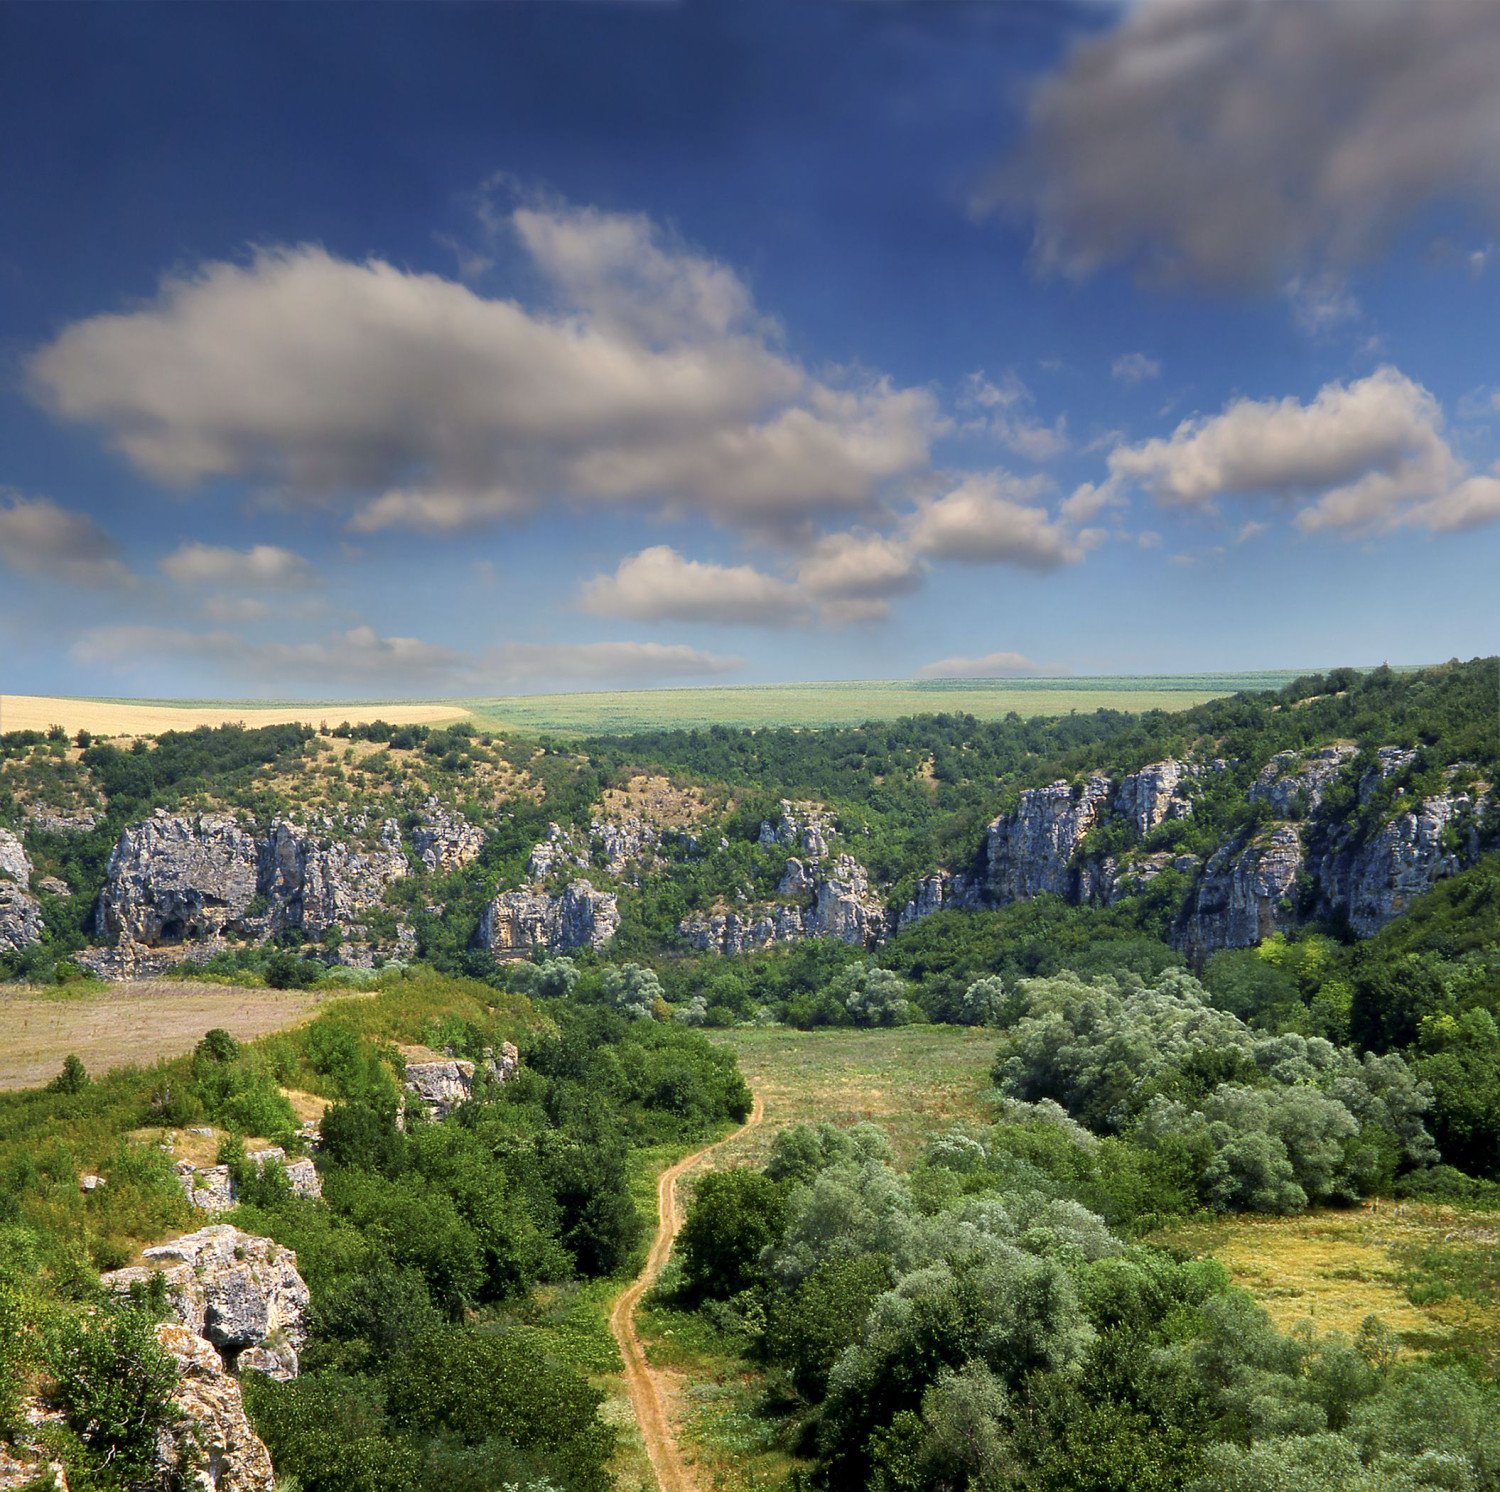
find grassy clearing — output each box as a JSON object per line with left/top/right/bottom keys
{"left": 0, "top": 980, "right": 350, "bottom": 1091}
{"left": 624, "top": 1025, "right": 1002, "bottom": 1492}
{"left": 0, "top": 694, "right": 467, "bottom": 736}
{"left": 462, "top": 673, "right": 1308, "bottom": 734}
{"left": 1151, "top": 1204, "right": 1500, "bottom": 1372}
{"left": 707, "top": 1024, "right": 1004, "bottom": 1169}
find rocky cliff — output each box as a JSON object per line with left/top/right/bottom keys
{"left": 478, "top": 880, "right": 619, "bottom": 955}
{"left": 680, "top": 804, "right": 888, "bottom": 954}
{"left": 89, "top": 809, "right": 413, "bottom": 969}
{"left": 0, "top": 829, "right": 42, "bottom": 954}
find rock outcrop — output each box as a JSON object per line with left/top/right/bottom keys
{"left": 981, "top": 776, "right": 1112, "bottom": 905}
{"left": 401, "top": 1053, "right": 476, "bottom": 1121}
{"left": 1248, "top": 745, "right": 1358, "bottom": 818}
{"left": 175, "top": 1149, "right": 321, "bottom": 1214}
{"left": 678, "top": 904, "right": 808, "bottom": 957}
{"left": 410, "top": 797, "right": 485, "bottom": 873}
{"left": 102, "top": 1226, "right": 310, "bottom": 1381}
{"left": 478, "top": 880, "right": 619, "bottom": 955}
{"left": 1114, "top": 759, "right": 1200, "bottom": 837}
{"left": 153, "top": 1323, "right": 277, "bottom": 1491}
{"left": 1174, "top": 825, "right": 1305, "bottom": 959}
{"left": 1313, "top": 789, "right": 1487, "bottom": 936}
{"left": 0, "top": 829, "right": 42, "bottom": 953}
{"left": 759, "top": 801, "right": 836, "bottom": 859}
{"left": 92, "top": 810, "right": 410, "bottom": 962}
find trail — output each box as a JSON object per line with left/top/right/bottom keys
{"left": 609, "top": 1092, "right": 765, "bottom": 1492}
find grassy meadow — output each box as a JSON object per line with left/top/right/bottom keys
{"left": 462, "top": 673, "right": 1311, "bottom": 734}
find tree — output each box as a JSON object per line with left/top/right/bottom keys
{"left": 677, "top": 1168, "right": 786, "bottom": 1299}
{"left": 45, "top": 1054, "right": 90, "bottom": 1094}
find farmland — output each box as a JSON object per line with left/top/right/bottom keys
{"left": 0, "top": 979, "right": 352, "bottom": 1091}
{"left": 1, "top": 672, "right": 1322, "bottom": 743}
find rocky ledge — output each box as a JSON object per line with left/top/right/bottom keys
{"left": 101, "top": 1225, "right": 310, "bottom": 1381}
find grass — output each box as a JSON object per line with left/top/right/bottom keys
{"left": 707, "top": 1023, "right": 1004, "bottom": 1168}
{"left": 1151, "top": 1203, "right": 1500, "bottom": 1373}
{"left": 624, "top": 1024, "right": 1004, "bottom": 1492}
{"left": 461, "top": 672, "right": 1312, "bottom": 734}
{"left": 0, "top": 980, "right": 349, "bottom": 1092}
{"left": 1, "top": 671, "right": 1320, "bottom": 742}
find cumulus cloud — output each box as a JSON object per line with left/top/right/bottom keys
{"left": 579, "top": 545, "right": 803, "bottom": 626}
{"left": 992, "top": 0, "right": 1500, "bottom": 288}
{"left": 914, "top": 650, "right": 1048, "bottom": 680}
{"left": 1111, "top": 353, "right": 1161, "bottom": 385}
{"left": 160, "top": 541, "right": 318, "bottom": 589}
{"left": 960, "top": 372, "right": 1068, "bottom": 462}
{"left": 796, "top": 530, "right": 923, "bottom": 601}
{"left": 1100, "top": 365, "right": 1500, "bottom": 534}
{"left": 908, "top": 472, "right": 1088, "bottom": 570}
{"left": 28, "top": 206, "right": 936, "bottom": 539}
{"left": 0, "top": 492, "right": 133, "bottom": 587}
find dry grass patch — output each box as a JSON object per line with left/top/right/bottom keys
{"left": 0, "top": 980, "right": 352, "bottom": 1092}
{"left": 599, "top": 773, "right": 716, "bottom": 829}
{"left": 0, "top": 694, "right": 468, "bottom": 738}
{"left": 1151, "top": 1204, "right": 1500, "bottom": 1361}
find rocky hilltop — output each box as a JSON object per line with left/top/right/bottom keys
{"left": 1, "top": 667, "right": 1494, "bottom": 973}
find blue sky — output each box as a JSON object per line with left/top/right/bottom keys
{"left": 2, "top": 0, "right": 1498, "bottom": 698}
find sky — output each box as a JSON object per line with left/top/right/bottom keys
{"left": 2, "top": 0, "right": 1499, "bottom": 700}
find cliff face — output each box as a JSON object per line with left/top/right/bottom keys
{"left": 0, "top": 829, "right": 42, "bottom": 954}
{"left": 478, "top": 880, "right": 619, "bottom": 955}
{"left": 102, "top": 1224, "right": 311, "bottom": 1382}
{"left": 679, "top": 803, "right": 887, "bottom": 955}
{"left": 908, "top": 752, "right": 1494, "bottom": 958}
{"left": 89, "top": 810, "right": 413, "bottom": 969}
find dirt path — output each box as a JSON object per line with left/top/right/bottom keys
{"left": 609, "top": 1093, "right": 765, "bottom": 1492}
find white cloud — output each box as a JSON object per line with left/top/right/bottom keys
{"left": 914, "top": 650, "right": 1048, "bottom": 680}
{"left": 579, "top": 546, "right": 803, "bottom": 626}
{"left": 992, "top": 0, "right": 1500, "bottom": 288}
{"left": 28, "top": 207, "right": 936, "bottom": 540}
{"left": 908, "top": 472, "right": 1086, "bottom": 570}
{"left": 1111, "top": 352, "right": 1161, "bottom": 385}
{"left": 71, "top": 623, "right": 466, "bottom": 692}
{"left": 1099, "top": 365, "right": 1500, "bottom": 535}
{"left": 960, "top": 371, "right": 1068, "bottom": 461}
{"left": 160, "top": 540, "right": 318, "bottom": 589}
{"left": 0, "top": 492, "right": 133, "bottom": 587}
{"left": 796, "top": 530, "right": 922, "bottom": 601}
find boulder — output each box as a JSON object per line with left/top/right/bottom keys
{"left": 101, "top": 1226, "right": 309, "bottom": 1380}
{"left": 401, "top": 1054, "right": 476, "bottom": 1121}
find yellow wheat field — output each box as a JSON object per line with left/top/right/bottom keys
{"left": 0, "top": 694, "right": 469, "bottom": 738}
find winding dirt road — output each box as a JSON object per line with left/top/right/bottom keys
{"left": 609, "top": 1093, "right": 765, "bottom": 1492}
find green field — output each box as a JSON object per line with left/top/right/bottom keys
{"left": 18, "top": 671, "right": 1357, "bottom": 738}
{"left": 461, "top": 671, "right": 1313, "bottom": 734}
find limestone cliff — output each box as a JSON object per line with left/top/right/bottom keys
{"left": 478, "top": 879, "right": 619, "bottom": 955}
{"left": 0, "top": 829, "right": 42, "bottom": 953}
